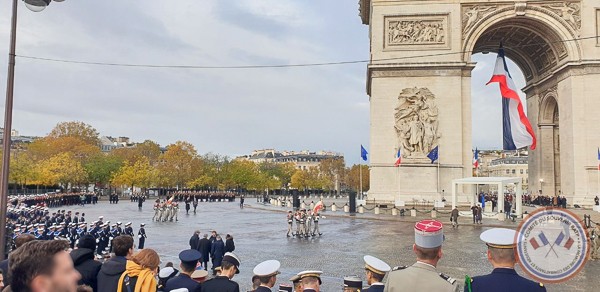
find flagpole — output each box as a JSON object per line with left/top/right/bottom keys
{"left": 437, "top": 154, "right": 441, "bottom": 198}
{"left": 359, "top": 162, "right": 363, "bottom": 200}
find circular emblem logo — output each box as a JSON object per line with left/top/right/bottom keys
{"left": 515, "top": 208, "right": 589, "bottom": 283}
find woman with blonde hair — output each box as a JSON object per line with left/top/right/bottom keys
{"left": 117, "top": 249, "right": 160, "bottom": 292}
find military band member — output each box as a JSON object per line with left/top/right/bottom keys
{"left": 252, "top": 260, "right": 281, "bottom": 292}
{"left": 363, "top": 255, "right": 390, "bottom": 292}
{"left": 384, "top": 219, "right": 458, "bottom": 292}
{"left": 344, "top": 276, "right": 362, "bottom": 292}
{"left": 138, "top": 223, "right": 147, "bottom": 249}
{"left": 287, "top": 211, "right": 294, "bottom": 237}
{"left": 464, "top": 228, "right": 545, "bottom": 292}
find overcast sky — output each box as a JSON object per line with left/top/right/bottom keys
{"left": 0, "top": 0, "right": 526, "bottom": 165}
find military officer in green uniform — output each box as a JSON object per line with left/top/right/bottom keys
{"left": 384, "top": 219, "right": 458, "bottom": 292}
{"left": 464, "top": 228, "right": 546, "bottom": 292}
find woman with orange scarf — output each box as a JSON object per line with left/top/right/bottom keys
{"left": 117, "top": 249, "right": 160, "bottom": 292}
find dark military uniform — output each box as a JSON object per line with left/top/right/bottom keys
{"left": 465, "top": 268, "right": 545, "bottom": 292}
{"left": 364, "top": 283, "right": 385, "bottom": 292}
{"left": 164, "top": 273, "right": 201, "bottom": 292}
{"left": 254, "top": 286, "right": 271, "bottom": 292}
{"left": 200, "top": 275, "right": 239, "bottom": 292}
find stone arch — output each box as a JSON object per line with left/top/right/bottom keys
{"left": 539, "top": 93, "right": 559, "bottom": 125}
{"left": 462, "top": 6, "right": 581, "bottom": 83}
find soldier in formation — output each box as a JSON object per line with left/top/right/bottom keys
{"left": 287, "top": 209, "right": 322, "bottom": 238}
{"left": 4, "top": 204, "right": 146, "bottom": 258}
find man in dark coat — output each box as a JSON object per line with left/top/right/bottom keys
{"left": 201, "top": 252, "right": 240, "bottom": 292}
{"left": 210, "top": 235, "right": 225, "bottom": 274}
{"left": 70, "top": 235, "right": 102, "bottom": 291}
{"left": 97, "top": 235, "right": 133, "bottom": 292}
{"left": 189, "top": 231, "right": 200, "bottom": 250}
{"left": 198, "top": 234, "right": 211, "bottom": 271}
{"left": 164, "top": 250, "right": 202, "bottom": 292}
{"left": 225, "top": 234, "right": 235, "bottom": 253}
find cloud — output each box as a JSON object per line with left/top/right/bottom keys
{"left": 0, "top": 1, "right": 526, "bottom": 166}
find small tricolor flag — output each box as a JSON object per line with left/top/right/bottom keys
{"left": 394, "top": 149, "right": 402, "bottom": 167}
{"left": 554, "top": 231, "right": 575, "bottom": 250}
{"left": 529, "top": 231, "right": 550, "bottom": 250}
{"left": 473, "top": 148, "right": 479, "bottom": 169}
{"left": 487, "top": 47, "right": 537, "bottom": 150}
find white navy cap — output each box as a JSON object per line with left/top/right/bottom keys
{"left": 364, "top": 255, "right": 391, "bottom": 275}
{"left": 297, "top": 270, "right": 323, "bottom": 284}
{"left": 158, "top": 267, "right": 176, "bottom": 279}
{"left": 414, "top": 220, "right": 444, "bottom": 248}
{"left": 253, "top": 260, "right": 281, "bottom": 277}
{"left": 223, "top": 252, "right": 241, "bottom": 274}
{"left": 480, "top": 228, "right": 518, "bottom": 249}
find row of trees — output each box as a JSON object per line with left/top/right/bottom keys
{"left": 5, "top": 121, "right": 370, "bottom": 194}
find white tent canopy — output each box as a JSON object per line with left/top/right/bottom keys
{"left": 451, "top": 177, "right": 523, "bottom": 217}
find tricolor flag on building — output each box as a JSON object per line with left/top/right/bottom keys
{"left": 473, "top": 148, "right": 479, "bottom": 169}
{"left": 529, "top": 231, "right": 550, "bottom": 250}
{"left": 597, "top": 147, "right": 600, "bottom": 171}
{"left": 394, "top": 149, "right": 402, "bottom": 167}
{"left": 487, "top": 47, "right": 537, "bottom": 150}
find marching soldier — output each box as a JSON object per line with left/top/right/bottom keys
{"left": 312, "top": 212, "right": 322, "bottom": 236}
{"left": 363, "top": 255, "right": 390, "bottom": 292}
{"left": 384, "top": 219, "right": 458, "bottom": 292}
{"left": 464, "top": 228, "right": 546, "bottom": 292}
{"left": 152, "top": 199, "right": 160, "bottom": 221}
{"left": 295, "top": 211, "right": 302, "bottom": 237}
{"left": 287, "top": 211, "right": 294, "bottom": 237}
{"left": 138, "top": 223, "right": 147, "bottom": 249}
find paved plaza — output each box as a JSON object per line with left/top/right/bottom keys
{"left": 60, "top": 199, "right": 600, "bottom": 291}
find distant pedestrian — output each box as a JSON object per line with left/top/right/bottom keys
{"left": 198, "top": 234, "right": 211, "bottom": 271}
{"left": 451, "top": 207, "right": 459, "bottom": 228}
{"left": 189, "top": 231, "right": 200, "bottom": 251}
{"left": 211, "top": 235, "right": 225, "bottom": 275}
{"left": 225, "top": 234, "right": 235, "bottom": 253}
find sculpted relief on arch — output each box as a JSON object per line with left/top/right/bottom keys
{"left": 394, "top": 87, "right": 440, "bottom": 161}
{"left": 461, "top": 1, "right": 581, "bottom": 39}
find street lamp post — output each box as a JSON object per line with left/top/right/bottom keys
{"left": 0, "top": 0, "right": 65, "bottom": 260}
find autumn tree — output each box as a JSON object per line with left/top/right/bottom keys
{"left": 319, "top": 158, "right": 346, "bottom": 194}
{"left": 49, "top": 121, "right": 100, "bottom": 146}
{"left": 111, "top": 157, "right": 157, "bottom": 191}
{"left": 346, "top": 164, "right": 370, "bottom": 193}
{"left": 38, "top": 153, "right": 87, "bottom": 189}
{"left": 84, "top": 153, "right": 123, "bottom": 187}
{"left": 27, "top": 136, "right": 100, "bottom": 163}
{"left": 9, "top": 152, "right": 38, "bottom": 187}
{"left": 157, "top": 141, "right": 198, "bottom": 188}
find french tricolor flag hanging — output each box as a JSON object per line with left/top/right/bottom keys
{"left": 487, "top": 47, "right": 537, "bottom": 150}
{"left": 394, "top": 148, "right": 402, "bottom": 167}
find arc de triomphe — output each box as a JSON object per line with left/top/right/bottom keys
{"left": 359, "top": 0, "right": 600, "bottom": 206}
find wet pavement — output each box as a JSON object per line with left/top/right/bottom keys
{"left": 61, "top": 200, "right": 600, "bottom": 291}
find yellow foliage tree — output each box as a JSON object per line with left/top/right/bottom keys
{"left": 38, "top": 153, "right": 87, "bottom": 188}
{"left": 111, "top": 157, "right": 157, "bottom": 190}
